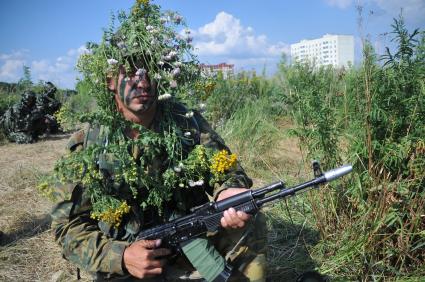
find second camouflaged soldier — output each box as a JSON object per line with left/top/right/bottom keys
{"left": 0, "top": 82, "right": 61, "bottom": 143}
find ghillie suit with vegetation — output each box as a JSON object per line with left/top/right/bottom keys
{"left": 46, "top": 0, "right": 240, "bottom": 228}
{"left": 0, "top": 82, "right": 61, "bottom": 144}
{"left": 43, "top": 1, "right": 266, "bottom": 281}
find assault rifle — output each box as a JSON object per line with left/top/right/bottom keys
{"left": 136, "top": 163, "right": 352, "bottom": 246}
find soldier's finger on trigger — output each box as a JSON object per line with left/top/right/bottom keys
{"left": 220, "top": 217, "right": 228, "bottom": 228}
{"left": 237, "top": 210, "right": 249, "bottom": 221}
{"left": 226, "top": 208, "right": 238, "bottom": 222}
{"left": 152, "top": 248, "right": 171, "bottom": 258}
{"left": 146, "top": 259, "right": 162, "bottom": 269}
{"left": 139, "top": 239, "right": 158, "bottom": 249}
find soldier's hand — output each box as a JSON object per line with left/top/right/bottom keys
{"left": 123, "top": 239, "right": 171, "bottom": 279}
{"left": 217, "top": 188, "right": 251, "bottom": 229}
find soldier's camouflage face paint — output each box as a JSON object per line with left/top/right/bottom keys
{"left": 117, "top": 72, "right": 157, "bottom": 114}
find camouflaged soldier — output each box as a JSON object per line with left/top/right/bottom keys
{"left": 50, "top": 2, "right": 266, "bottom": 280}
{"left": 51, "top": 63, "right": 267, "bottom": 281}
{"left": 0, "top": 82, "right": 61, "bottom": 143}
{"left": 34, "top": 82, "right": 61, "bottom": 134}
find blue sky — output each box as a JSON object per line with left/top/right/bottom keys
{"left": 0, "top": 0, "right": 424, "bottom": 89}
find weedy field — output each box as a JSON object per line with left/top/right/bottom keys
{"left": 1, "top": 14, "right": 423, "bottom": 282}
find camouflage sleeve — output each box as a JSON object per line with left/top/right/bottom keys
{"left": 50, "top": 131, "right": 129, "bottom": 275}
{"left": 194, "top": 111, "right": 253, "bottom": 199}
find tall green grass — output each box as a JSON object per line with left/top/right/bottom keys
{"left": 278, "top": 16, "right": 424, "bottom": 280}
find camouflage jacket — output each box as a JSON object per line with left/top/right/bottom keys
{"left": 50, "top": 101, "right": 252, "bottom": 278}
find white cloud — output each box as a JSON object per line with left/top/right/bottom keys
{"left": 0, "top": 50, "right": 28, "bottom": 82}
{"left": 30, "top": 55, "right": 77, "bottom": 89}
{"left": 325, "top": 0, "right": 353, "bottom": 9}
{"left": 373, "top": 0, "right": 425, "bottom": 24}
{"left": 0, "top": 59, "right": 26, "bottom": 81}
{"left": 0, "top": 45, "right": 85, "bottom": 89}
{"left": 192, "top": 12, "right": 289, "bottom": 60}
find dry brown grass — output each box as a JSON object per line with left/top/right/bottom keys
{"left": 0, "top": 135, "right": 90, "bottom": 281}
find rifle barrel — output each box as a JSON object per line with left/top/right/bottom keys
{"left": 255, "top": 165, "right": 352, "bottom": 207}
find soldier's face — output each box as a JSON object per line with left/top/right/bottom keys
{"left": 115, "top": 69, "right": 157, "bottom": 114}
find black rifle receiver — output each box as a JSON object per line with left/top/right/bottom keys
{"left": 136, "top": 164, "right": 353, "bottom": 247}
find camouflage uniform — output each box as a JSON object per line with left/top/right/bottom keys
{"left": 51, "top": 101, "right": 267, "bottom": 281}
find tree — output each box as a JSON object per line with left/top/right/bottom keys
{"left": 18, "top": 65, "right": 33, "bottom": 91}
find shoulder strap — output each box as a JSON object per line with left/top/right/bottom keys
{"left": 66, "top": 123, "right": 104, "bottom": 152}
{"left": 84, "top": 124, "right": 102, "bottom": 148}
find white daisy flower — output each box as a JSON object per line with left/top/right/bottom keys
{"left": 184, "top": 131, "right": 191, "bottom": 137}
{"left": 195, "top": 180, "right": 204, "bottom": 186}
{"left": 173, "top": 15, "right": 183, "bottom": 24}
{"left": 174, "top": 166, "right": 182, "bottom": 173}
{"left": 172, "top": 68, "right": 181, "bottom": 77}
{"left": 170, "top": 80, "right": 178, "bottom": 88}
{"left": 188, "top": 180, "right": 195, "bottom": 187}
{"left": 199, "top": 103, "right": 206, "bottom": 110}
{"left": 107, "top": 58, "right": 118, "bottom": 65}
{"left": 135, "top": 68, "right": 146, "bottom": 76}
{"left": 158, "top": 93, "right": 172, "bottom": 101}
{"left": 117, "top": 41, "right": 127, "bottom": 49}
{"left": 185, "top": 111, "right": 194, "bottom": 118}
{"left": 154, "top": 73, "right": 162, "bottom": 80}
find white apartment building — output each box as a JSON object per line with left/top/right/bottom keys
{"left": 291, "top": 34, "right": 354, "bottom": 68}
{"left": 200, "top": 63, "right": 234, "bottom": 79}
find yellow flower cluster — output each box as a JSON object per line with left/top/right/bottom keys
{"left": 91, "top": 201, "right": 131, "bottom": 228}
{"left": 204, "top": 81, "right": 216, "bottom": 94}
{"left": 133, "top": 0, "right": 149, "bottom": 14}
{"left": 137, "top": 0, "right": 150, "bottom": 5}
{"left": 54, "top": 106, "right": 67, "bottom": 126}
{"left": 210, "top": 150, "right": 237, "bottom": 175}
{"left": 194, "top": 145, "right": 208, "bottom": 169}
{"left": 37, "top": 181, "right": 55, "bottom": 201}
{"left": 123, "top": 165, "right": 138, "bottom": 184}
{"left": 81, "top": 164, "right": 103, "bottom": 185}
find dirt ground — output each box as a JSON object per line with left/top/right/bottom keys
{"left": 0, "top": 126, "right": 310, "bottom": 282}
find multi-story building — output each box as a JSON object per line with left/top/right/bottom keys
{"left": 290, "top": 34, "right": 354, "bottom": 68}
{"left": 200, "top": 63, "right": 234, "bottom": 79}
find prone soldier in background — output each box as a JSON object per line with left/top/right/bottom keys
{"left": 0, "top": 81, "right": 61, "bottom": 144}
